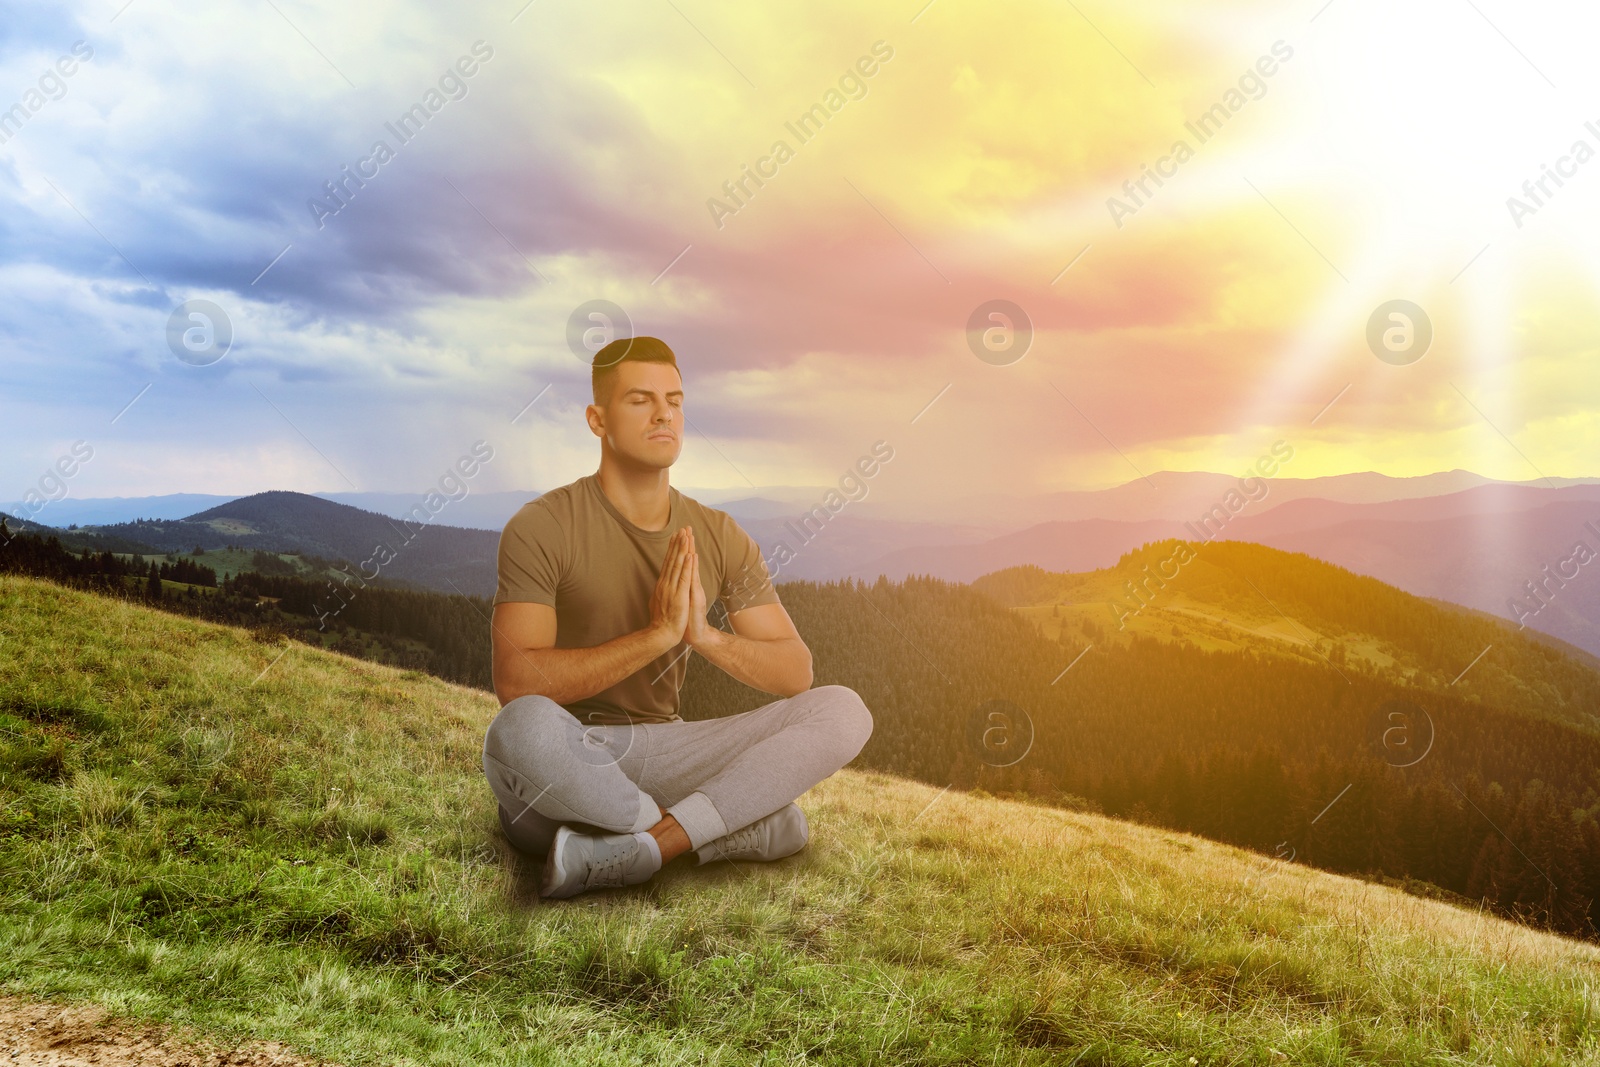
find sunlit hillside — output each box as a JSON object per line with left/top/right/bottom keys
{"left": 4, "top": 575, "right": 1600, "bottom": 1065}
{"left": 972, "top": 538, "right": 1600, "bottom": 734}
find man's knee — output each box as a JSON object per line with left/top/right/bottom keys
{"left": 483, "top": 693, "right": 572, "bottom": 772}
{"left": 808, "top": 684, "right": 873, "bottom": 761}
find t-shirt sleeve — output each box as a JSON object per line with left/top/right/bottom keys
{"left": 494, "top": 503, "right": 566, "bottom": 607}
{"left": 719, "top": 518, "right": 780, "bottom": 613}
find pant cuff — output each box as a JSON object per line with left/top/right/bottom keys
{"left": 632, "top": 789, "right": 663, "bottom": 833}
{"left": 666, "top": 791, "right": 727, "bottom": 851}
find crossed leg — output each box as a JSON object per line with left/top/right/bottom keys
{"left": 482, "top": 684, "right": 873, "bottom": 864}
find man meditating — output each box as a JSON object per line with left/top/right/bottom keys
{"left": 481, "top": 335, "right": 874, "bottom": 899}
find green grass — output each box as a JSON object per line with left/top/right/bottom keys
{"left": 3, "top": 574, "right": 1600, "bottom": 1066}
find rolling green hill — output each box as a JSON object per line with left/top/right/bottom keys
{"left": 78, "top": 491, "right": 500, "bottom": 597}
{"left": 10, "top": 527, "right": 1600, "bottom": 940}
{"left": 693, "top": 557, "right": 1600, "bottom": 940}
{"left": 4, "top": 575, "right": 1600, "bottom": 1065}
{"left": 971, "top": 539, "right": 1600, "bottom": 734}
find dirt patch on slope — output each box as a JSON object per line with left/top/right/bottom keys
{"left": 0, "top": 997, "right": 329, "bottom": 1067}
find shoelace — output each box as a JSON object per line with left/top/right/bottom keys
{"left": 584, "top": 838, "right": 638, "bottom": 889}
{"left": 717, "top": 822, "right": 762, "bottom": 858}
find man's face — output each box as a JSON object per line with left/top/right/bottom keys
{"left": 588, "top": 361, "right": 684, "bottom": 470}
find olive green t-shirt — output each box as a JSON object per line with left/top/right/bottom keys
{"left": 493, "top": 473, "right": 780, "bottom": 725}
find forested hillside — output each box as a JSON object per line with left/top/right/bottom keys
{"left": 7, "top": 574, "right": 1599, "bottom": 1064}
{"left": 62, "top": 491, "right": 501, "bottom": 596}
{"left": 7, "top": 524, "right": 1599, "bottom": 939}
{"left": 685, "top": 564, "right": 1600, "bottom": 939}
{"left": 973, "top": 539, "right": 1600, "bottom": 732}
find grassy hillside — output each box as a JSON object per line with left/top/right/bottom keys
{"left": 4, "top": 576, "right": 1600, "bottom": 1066}
{"left": 80, "top": 491, "right": 499, "bottom": 597}
{"left": 719, "top": 571, "right": 1600, "bottom": 940}
{"left": 128, "top": 547, "right": 348, "bottom": 585}
{"left": 973, "top": 539, "right": 1600, "bottom": 734}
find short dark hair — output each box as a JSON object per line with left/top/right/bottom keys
{"left": 591, "top": 335, "right": 680, "bottom": 405}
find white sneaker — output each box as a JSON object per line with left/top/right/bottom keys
{"left": 695, "top": 803, "right": 809, "bottom": 865}
{"left": 541, "top": 824, "right": 659, "bottom": 899}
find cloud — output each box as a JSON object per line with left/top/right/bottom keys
{"left": 1, "top": 0, "right": 1595, "bottom": 503}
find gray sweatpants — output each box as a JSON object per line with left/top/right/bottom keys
{"left": 481, "top": 684, "right": 874, "bottom": 856}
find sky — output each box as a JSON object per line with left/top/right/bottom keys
{"left": 3, "top": 0, "right": 1598, "bottom": 515}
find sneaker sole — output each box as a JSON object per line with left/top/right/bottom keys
{"left": 540, "top": 824, "right": 578, "bottom": 899}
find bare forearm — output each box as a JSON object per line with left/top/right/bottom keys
{"left": 494, "top": 625, "right": 675, "bottom": 706}
{"left": 693, "top": 628, "right": 812, "bottom": 697}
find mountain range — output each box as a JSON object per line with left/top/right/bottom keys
{"left": 3, "top": 492, "right": 499, "bottom": 597}
{"left": 6, "top": 470, "right": 1598, "bottom": 654}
